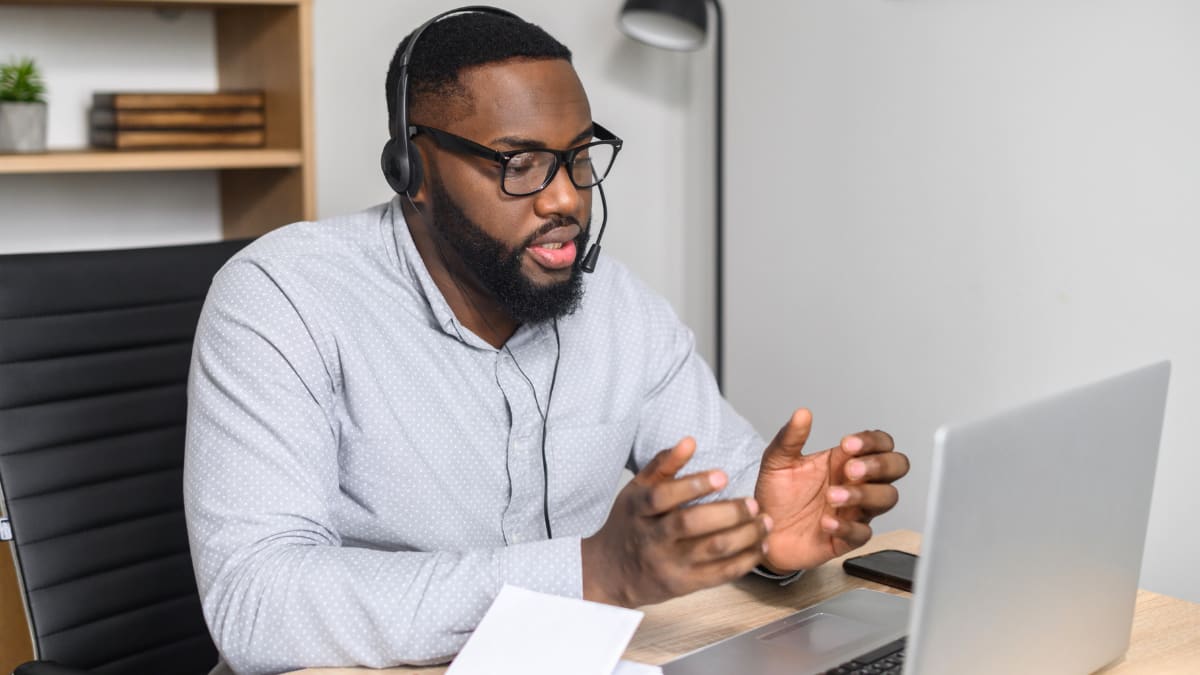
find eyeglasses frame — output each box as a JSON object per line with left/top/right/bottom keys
{"left": 410, "top": 122, "right": 624, "bottom": 197}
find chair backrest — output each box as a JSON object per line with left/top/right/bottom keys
{"left": 0, "top": 239, "right": 250, "bottom": 675}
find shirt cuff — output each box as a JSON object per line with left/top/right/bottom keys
{"left": 752, "top": 564, "right": 805, "bottom": 586}
{"left": 498, "top": 535, "right": 585, "bottom": 599}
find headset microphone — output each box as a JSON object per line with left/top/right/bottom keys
{"left": 580, "top": 181, "right": 608, "bottom": 273}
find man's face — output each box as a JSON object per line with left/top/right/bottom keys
{"left": 428, "top": 172, "right": 590, "bottom": 324}
{"left": 415, "top": 58, "right": 595, "bottom": 322}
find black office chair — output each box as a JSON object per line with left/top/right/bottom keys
{"left": 0, "top": 239, "right": 251, "bottom": 675}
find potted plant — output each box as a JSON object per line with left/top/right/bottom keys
{"left": 0, "top": 57, "right": 48, "bottom": 153}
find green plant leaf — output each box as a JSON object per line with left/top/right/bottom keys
{"left": 0, "top": 57, "right": 47, "bottom": 103}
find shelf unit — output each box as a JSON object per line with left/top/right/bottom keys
{"left": 0, "top": 0, "right": 315, "bottom": 239}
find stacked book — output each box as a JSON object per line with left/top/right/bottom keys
{"left": 89, "top": 91, "right": 266, "bottom": 150}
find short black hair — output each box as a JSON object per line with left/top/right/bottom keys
{"left": 385, "top": 11, "right": 572, "bottom": 130}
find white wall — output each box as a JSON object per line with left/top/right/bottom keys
{"left": 725, "top": 0, "right": 1200, "bottom": 603}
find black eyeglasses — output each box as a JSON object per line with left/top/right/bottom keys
{"left": 411, "top": 122, "right": 624, "bottom": 197}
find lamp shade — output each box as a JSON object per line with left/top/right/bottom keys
{"left": 618, "top": 0, "right": 708, "bottom": 51}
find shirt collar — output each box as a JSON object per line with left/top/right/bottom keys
{"left": 388, "top": 197, "right": 462, "bottom": 337}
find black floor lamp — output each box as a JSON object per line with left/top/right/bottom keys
{"left": 617, "top": 0, "right": 726, "bottom": 391}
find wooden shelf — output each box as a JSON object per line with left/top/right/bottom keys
{"left": 0, "top": 148, "right": 303, "bottom": 174}
{"left": 0, "top": 0, "right": 315, "bottom": 239}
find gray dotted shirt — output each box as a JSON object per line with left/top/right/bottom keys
{"left": 184, "top": 198, "right": 768, "bottom": 675}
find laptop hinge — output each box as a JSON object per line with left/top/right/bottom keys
{"left": 0, "top": 516, "right": 11, "bottom": 541}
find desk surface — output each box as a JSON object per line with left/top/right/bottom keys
{"left": 294, "top": 529, "right": 1200, "bottom": 674}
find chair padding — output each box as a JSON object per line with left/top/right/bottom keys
{"left": 0, "top": 240, "right": 249, "bottom": 675}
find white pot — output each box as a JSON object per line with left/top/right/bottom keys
{"left": 0, "top": 101, "right": 48, "bottom": 153}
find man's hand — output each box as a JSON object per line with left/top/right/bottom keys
{"left": 582, "top": 437, "right": 772, "bottom": 608}
{"left": 754, "top": 409, "right": 909, "bottom": 573}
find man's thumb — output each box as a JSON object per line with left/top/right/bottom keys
{"left": 766, "top": 408, "right": 813, "bottom": 461}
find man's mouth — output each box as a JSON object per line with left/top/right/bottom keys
{"left": 526, "top": 225, "right": 581, "bottom": 271}
{"left": 527, "top": 240, "right": 577, "bottom": 270}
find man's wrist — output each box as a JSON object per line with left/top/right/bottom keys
{"left": 581, "top": 535, "right": 629, "bottom": 606}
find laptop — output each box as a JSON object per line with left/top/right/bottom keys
{"left": 663, "top": 361, "right": 1170, "bottom": 675}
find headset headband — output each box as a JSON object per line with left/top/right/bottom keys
{"left": 391, "top": 6, "right": 522, "bottom": 143}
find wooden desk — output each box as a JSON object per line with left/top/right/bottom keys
{"left": 295, "top": 529, "right": 1200, "bottom": 674}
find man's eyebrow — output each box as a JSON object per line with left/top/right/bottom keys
{"left": 490, "top": 125, "right": 595, "bottom": 150}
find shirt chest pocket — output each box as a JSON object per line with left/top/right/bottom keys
{"left": 544, "top": 415, "right": 638, "bottom": 536}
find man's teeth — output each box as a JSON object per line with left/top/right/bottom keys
{"left": 537, "top": 242, "right": 563, "bottom": 250}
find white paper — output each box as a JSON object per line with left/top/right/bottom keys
{"left": 446, "top": 584, "right": 645, "bottom": 675}
{"left": 613, "top": 660, "right": 663, "bottom": 675}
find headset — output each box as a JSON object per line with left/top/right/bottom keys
{"left": 381, "top": 5, "right": 521, "bottom": 199}
{"left": 380, "top": 5, "right": 610, "bottom": 273}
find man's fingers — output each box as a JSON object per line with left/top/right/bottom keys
{"left": 766, "top": 408, "right": 813, "bottom": 460}
{"left": 640, "top": 470, "right": 727, "bottom": 516}
{"left": 842, "top": 452, "right": 910, "bottom": 484}
{"left": 694, "top": 542, "right": 767, "bottom": 586}
{"left": 682, "top": 514, "right": 773, "bottom": 564}
{"left": 821, "top": 515, "right": 873, "bottom": 549}
{"left": 840, "top": 429, "right": 896, "bottom": 456}
{"left": 826, "top": 484, "right": 899, "bottom": 517}
{"left": 635, "top": 437, "right": 698, "bottom": 487}
{"left": 668, "top": 497, "right": 761, "bottom": 540}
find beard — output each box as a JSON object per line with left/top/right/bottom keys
{"left": 428, "top": 174, "right": 590, "bottom": 324}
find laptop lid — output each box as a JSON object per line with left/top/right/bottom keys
{"left": 904, "top": 361, "right": 1170, "bottom": 675}
{"left": 661, "top": 361, "right": 1170, "bottom": 674}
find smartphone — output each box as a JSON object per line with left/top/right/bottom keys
{"left": 842, "top": 549, "right": 918, "bottom": 592}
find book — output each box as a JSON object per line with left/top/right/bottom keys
{"left": 89, "top": 128, "right": 265, "bottom": 149}
{"left": 90, "top": 108, "right": 266, "bottom": 129}
{"left": 91, "top": 91, "right": 265, "bottom": 110}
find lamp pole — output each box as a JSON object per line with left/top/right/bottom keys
{"left": 713, "top": 0, "right": 724, "bottom": 392}
{"left": 618, "top": 0, "right": 726, "bottom": 391}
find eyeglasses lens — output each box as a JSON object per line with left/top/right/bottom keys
{"left": 503, "top": 142, "right": 618, "bottom": 195}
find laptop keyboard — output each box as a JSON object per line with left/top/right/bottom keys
{"left": 823, "top": 637, "right": 906, "bottom": 674}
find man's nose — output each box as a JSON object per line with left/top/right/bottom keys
{"left": 533, "top": 160, "right": 584, "bottom": 217}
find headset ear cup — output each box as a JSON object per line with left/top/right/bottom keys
{"left": 405, "top": 139, "right": 424, "bottom": 197}
{"left": 381, "top": 138, "right": 410, "bottom": 195}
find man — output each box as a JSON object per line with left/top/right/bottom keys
{"left": 184, "top": 9, "right": 909, "bottom": 675}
